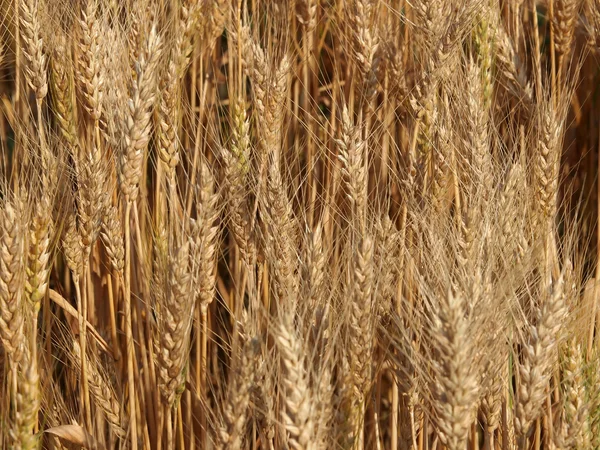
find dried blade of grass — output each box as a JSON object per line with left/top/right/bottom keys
{"left": 45, "top": 424, "right": 104, "bottom": 450}
{"left": 47, "top": 289, "right": 111, "bottom": 355}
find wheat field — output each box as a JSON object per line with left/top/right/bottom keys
{"left": 0, "top": 0, "right": 600, "bottom": 448}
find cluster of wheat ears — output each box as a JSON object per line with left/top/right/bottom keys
{"left": 2, "top": 0, "right": 600, "bottom": 448}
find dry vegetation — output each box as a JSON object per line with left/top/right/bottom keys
{"left": 1, "top": 0, "right": 600, "bottom": 449}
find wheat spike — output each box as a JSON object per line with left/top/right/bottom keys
{"left": 72, "top": 341, "right": 125, "bottom": 438}
{"left": 0, "top": 198, "right": 26, "bottom": 363}
{"left": 10, "top": 347, "right": 40, "bottom": 450}
{"left": 277, "top": 311, "right": 317, "bottom": 450}
{"left": 431, "top": 291, "right": 479, "bottom": 450}
{"left": 153, "top": 229, "right": 194, "bottom": 405}
{"left": 20, "top": 0, "right": 48, "bottom": 101}
{"left": 515, "top": 276, "right": 568, "bottom": 437}
{"left": 24, "top": 193, "right": 53, "bottom": 310}
{"left": 77, "top": 0, "right": 104, "bottom": 122}
{"left": 120, "top": 24, "right": 162, "bottom": 202}
{"left": 190, "top": 162, "right": 220, "bottom": 314}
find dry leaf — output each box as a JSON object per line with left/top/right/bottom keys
{"left": 45, "top": 425, "right": 103, "bottom": 450}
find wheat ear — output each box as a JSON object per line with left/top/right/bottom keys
{"left": 72, "top": 340, "right": 125, "bottom": 438}
{"left": 515, "top": 276, "right": 567, "bottom": 438}
{"left": 20, "top": 0, "right": 47, "bottom": 102}
{"left": 120, "top": 24, "right": 162, "bottom": 202}
{"left": 431, "top": 291, "right": 480, "bottom": 450}
{"left": 347, "top": 236, "right": 375, "bottom": 447}
{"left": 153, "top": 229, "right": 194, "bottom": 406}
{"left": 554, "top": 339, "right": 589, "bottom": 448}
{"left": 0, "top": 198, "right": 26, "bottom": 364}
{"left": 222, "top": 101, "right": 254, "bottom": 265}
{"left": 10, "top": 346, "right": 40, "bottom": 450}
{"left": 77, "top": 0, "right": 104, "bottom": 123}
{"left": 218, "top": 331, "right": 259, "bottom": 450}
{"left": 277, "top": 311, "right": 317, "bottom": 450}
